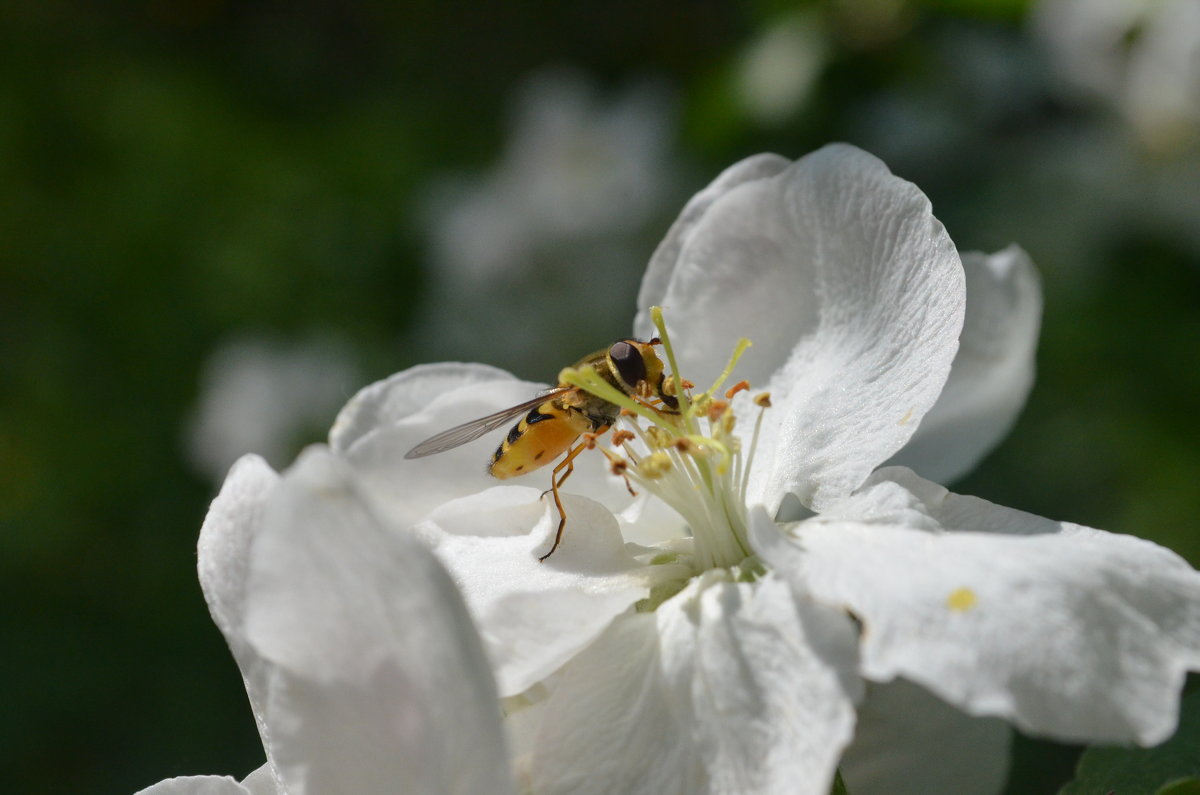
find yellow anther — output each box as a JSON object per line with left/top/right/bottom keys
{"left": 754, "top": 392, "right": 772, "bottom": 408}
{"left": 645, "top": 426, "right": 672, "bottom": 448}
{"left": 674, "top": 437, "right": 711, "bottom": 459}
{"left": 638, "top": 452, "right": 673, "bottom": 479}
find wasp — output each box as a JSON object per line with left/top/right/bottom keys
{"left": 404, "top": 338, "right": 678, "bottom": 561}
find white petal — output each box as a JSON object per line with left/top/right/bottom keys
{"left": 331, "top": 364, "right": 532, "bottom": 527}
{"left": 658, "top": 573, "right": 862, "bottom": 795}
{"left": 840, "top": 679, "right": 1010, "bottom": 795}
{"left": 242, "top": 447, "right": 512, "bottom": 795}
{"left": 195, "top": 454, "right": 281, "bottom": 779}
{"left": 530, "top": 573, "right": 861, "bottom": 795}
{"left": 887, "top": 245, "right": 1042, "bottom": 483}
{"left": 528, "top": 613, "right": 707, "bottom": 795}
{"left": 198, "top": 455, "right": 280, "bottom": 642}
{"left": 135, "top": 777, "right": 252, "bottom": 795}
{"left": 329, "top": 362, "right": 514, "bottom": 452}
{"left": 334, "top": 363, "right": 630, "bottom": 531}
{"left": 636, "top": 145, "right": 965, "bottom": 512}
{"left": 617, "top": 489, "right": 690, "bottom": 547}
{"left": 757, "top": 470, "right": 1200, "bottom": 745}
{"left": 636, "top": 152, "right": 791, "bottom": 332}
{"left": 417, "top": 486, "right": 657, "bottom": 696}
{"left": 239, "top": 764, "right": 278, "bottom": 795}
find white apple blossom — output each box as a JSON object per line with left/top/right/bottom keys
{"left": 144, "top": 144, "right": 1200, "bottom": 795}
{"left": 736, "top": 9, "right": 829, "bottom": 127}
{"left": 1036, "top": 0, "right": 1200, "bottom": 153}
{"left": 414, "top": 68, "right": 684, "bottom": 375}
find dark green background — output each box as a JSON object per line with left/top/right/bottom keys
{"left": 3, "top": 1, "right": 1197, "bottom": 792}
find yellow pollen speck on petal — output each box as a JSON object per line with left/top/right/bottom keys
{"left": 946, "top": 587, "right": 978, "bottom": 612}
{"left": 898, "top": 408, "right": 914, "bottom": 425}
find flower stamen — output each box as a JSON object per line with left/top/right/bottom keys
{"left": 562, "top": 308, "right": 767, "bottom": 572}
{"left": 725, "top": 380, "right": 751, "bottom": 399}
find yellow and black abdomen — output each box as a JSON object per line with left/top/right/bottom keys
{"left": 488, "top": 402, "right": 594, "bottom": 479}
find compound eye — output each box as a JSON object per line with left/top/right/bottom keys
{"left": 609, "top": 340, "right": 646, "bottom": 388}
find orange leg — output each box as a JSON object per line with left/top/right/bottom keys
{"left": 538, "top": 440, "right": 591, "bottom": 562}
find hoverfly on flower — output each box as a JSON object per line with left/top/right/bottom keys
{"left": 405, "top": 338, "right": 679, "bottom": 560}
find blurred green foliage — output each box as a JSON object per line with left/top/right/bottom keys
{"left": 1060, "top": 690, "right": 1200, "bottom": 794}
{"left": 1, "top": 1, "right": 1197, "bottom": 793}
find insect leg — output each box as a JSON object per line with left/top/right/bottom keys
{"left": 538, "top": 440, "right": 590, "bottom": 562}
{"left": 538, "top": 426, "right": 608, "bottom": 497}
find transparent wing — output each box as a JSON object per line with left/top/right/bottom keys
{"left": 403, "top": 387, "right": 572, "bottom": 459}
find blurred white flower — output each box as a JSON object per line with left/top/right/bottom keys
{"left": 1036, "top": 0, "right": 1200, "bottom": 153}
{"left": 147, "top": 145, "right": 1200, "bottom": 795}
{"left": 415, "top": 68, "right": 686, "bottom": 375}
{"left": 736, "top": 10, "right": 829, "bottom": 126}
{"left": 185, "top": 335, "right": 360, "bottom": 482}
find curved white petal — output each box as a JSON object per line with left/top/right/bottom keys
{"left": 636, "top": 152, "right": 791, "bottom": 330}
{"left": 529, "top": 573, "right": 861, "bottom": 795}
{"left": 334, "top": 363, "right": 630, "bottom": 531}
{"left": 238, "top": 764, "right": 278, "bottom": 795}
{"left": 658, "top": 573, "right": 862, "bottom": 795}
{"left": 329, "top": 362, "right": 515, "bottom": 452}
{"left": 416, "top": 486, "right": 659, "bottom": 696}
{"left": 198, "top": 455, "right": 280, "bottom": 644}
{"left": 756, "top": 469, "right": 1200, "bottom": 745}
{"left": 331, "top": 364, "right": 534, "bottom": 527}
{"left": 195, "top": 455, "right": 282, "bottom": 785}
{"left": 135, "top": 777, "right": 253, "bottom": 795}
{"left": 887, "top": 245, "right": 1042, "bottom": 483}
{"left": 617, "top": 490, "right": 690, "bottom": 547}
{"left": 839, "top": 679, "right": 1010, "bottom": 795}
{"left": 528, "top": 613, "right": 707, "bottom": 795}
{"left": 242, "top": 447, "right": 513, "bottom": 795}
{"left": 635, "top": 144, "right": 965, "bottom": 512}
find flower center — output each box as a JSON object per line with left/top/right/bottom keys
{"left": 560, "top": 307, "right": 771, "bottom": 572}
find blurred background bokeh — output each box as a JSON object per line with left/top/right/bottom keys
{"left": 2, "top": 1, "right": 1198, "bottom": 792}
